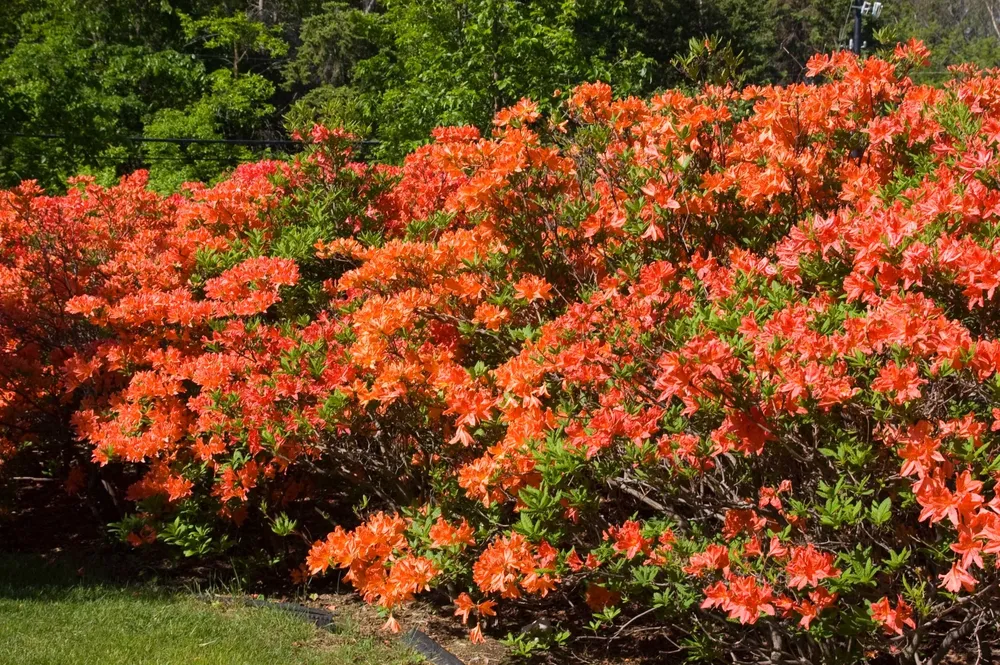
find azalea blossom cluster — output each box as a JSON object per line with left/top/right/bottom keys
{"left": 5, "top": 41, "right": 1000, "bottom": 661}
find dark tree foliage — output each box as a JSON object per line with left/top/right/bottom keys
{"left": 0, "top": 0, "right": 303, "bottom": 190}
{"left": 0, "top": 0, "right": 996, "bottom": 189}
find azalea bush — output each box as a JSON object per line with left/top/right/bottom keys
{"left": 0, "top": 127, "right": 402, "bottom": 517}
{"left": 6, "top": 40, "right": 1000, "bottom": 662}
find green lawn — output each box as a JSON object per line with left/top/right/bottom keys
{"left": 0, "top": 555, "right": 421, "bottom": 665}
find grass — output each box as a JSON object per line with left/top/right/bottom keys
{"left": 0, "top": 554, "right": 421, "bottom": 665}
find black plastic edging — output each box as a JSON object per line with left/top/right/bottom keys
{"left": 198, "top": 594, "right": 466, "bottom": 664}
{"left": 242, "top": 597, "right": 336, "bottom": 628}
{"left": 195, "top": 593, "right": 336, "bottom": 627}
{"left": 400, "top": 628, "right": 466, "bottom": 665}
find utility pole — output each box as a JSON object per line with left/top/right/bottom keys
{"left": 852, "top": 2, "right": 863, "bottom": 55}
{"left": 849, "top": 2, "right": 883, "bottom": 55}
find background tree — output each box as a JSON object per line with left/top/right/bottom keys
{"left": 3, "top": 0, "right": 1000, "bottom": 191}
{"left": 0, "top": 0, "right": 300, "bottom": 191}
{"left": 286, "top": 0, "right": 654, "bottom": 159}
{"left": 882, "top": 0, "right": 1000, "bottom": 81}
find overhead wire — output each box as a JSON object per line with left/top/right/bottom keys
{"left": 0, "top": 132, "right": 380, "bottom": 148}
{"left": 0, "top": 131, "right": 383, "bottom": 171}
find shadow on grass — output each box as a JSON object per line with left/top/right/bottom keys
{"left": 0, "top": 553, "right": 422, "bottom": 665}
{"left": 0, "top": 551, "right": 137, "bottom": 597}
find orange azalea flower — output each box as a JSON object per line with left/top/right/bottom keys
{"left": 382, "top": 615, "right": 401, "bottom": 634}
{"left": 429, "top": 516, "right": 476, "bottom": 549}
{"left": 584, "top": 582, "right": 621, "bottom": 612}
{"left": 514, "top": 275, "right": 553, "bottom": 302}
{"left": 473, "top": 303, "right": 509, "bottom": 330}
{"left": 454, "top": 593, "right": 476, "bottom": 625}
{"left": 871, "top": 361, "right": 926, "bottom": 405}
{"left": 870, "top": 596, "right": 916, "bottom": 636}
{"left": 785, "top": 544, "right": 840, "bottom": 590}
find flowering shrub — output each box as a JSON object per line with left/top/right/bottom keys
{"left": 0, "top": 127, "right": 401, "bottom": 513}
{"left": 8, "top": 41, "right": 1000, "bottom": 661}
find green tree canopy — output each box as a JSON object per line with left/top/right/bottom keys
{"left": 3, "top": 0, "right": 999, "bottom": 191}
{"left": 0, "top": 0, "right": 290, "bottom": 190}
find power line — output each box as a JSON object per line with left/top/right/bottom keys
{"left": 0, "top": 132, "right": 380, "bottom": 147}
